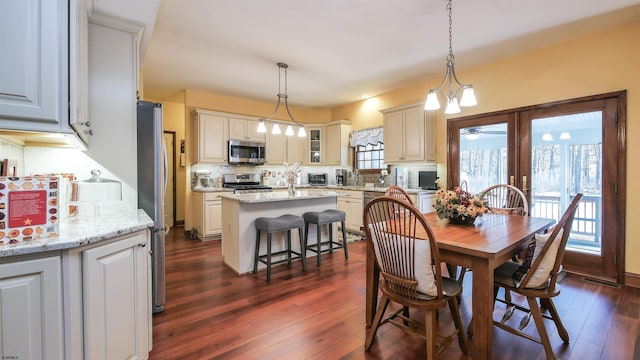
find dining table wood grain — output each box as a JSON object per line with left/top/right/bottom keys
{"left": 365, "top": 212, "right": 555, "bottom": 360}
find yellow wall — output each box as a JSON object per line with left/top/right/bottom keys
{"left": 148, "top": 20, "right": 640, "bottom": 275}
{"left": 332, "top": 20, "right": 640, "bottom": 275}
{"left": 184, "top": 89, "right": 332, "bottom": 123}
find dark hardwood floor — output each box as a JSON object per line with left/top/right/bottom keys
{"left": 150, "top": 226, "right": 640, "bottom": 359}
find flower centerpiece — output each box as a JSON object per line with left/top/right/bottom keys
{"left": 434, "top": 186, "right": 488, "bottom": 224}
{"left": 282, "top": 162, "right": 300, "bottom": 195}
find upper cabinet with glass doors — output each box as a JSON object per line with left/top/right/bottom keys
{"left": 307, "top": 127, "right": 323, "bottom": 164}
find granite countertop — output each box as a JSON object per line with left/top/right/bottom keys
{"left": 193, "top": 185, "right": 434, "bottom": 194}
{"left": 0, "top": 209, "right": 154, "bottom": 258}
{"left": 219, "top": 189, "right": 341, "bottom": 203}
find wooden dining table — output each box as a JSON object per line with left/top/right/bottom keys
{"left": 365, "top": 212, "right": 555, "bottom": 360}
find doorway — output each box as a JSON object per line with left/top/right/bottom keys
{"left": 447, "top": 91, "right": 626, "bottom": 284}
{"left": 164, "top": 131, "right": 176, "bottom": 229}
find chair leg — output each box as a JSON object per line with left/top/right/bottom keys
{"left": 253, "top": 230, "right": 261, "bottom": 273}
{"left": 448, "top": 297, "right": 468, "bottom": 354}
{"left": 425, "top": 309, "right": 436, "bottom": 359}
{"left": 316, "top": 223, "right": 322, "bottom": 267}
{"left": 541, "top": 297, "right": 569, "bottom": 343}
{"left": 286, "top": 229, "right": 292, "bottom": 264}
{"left": 340, "top": 220, "right": 348, "bottom": 259}
{"left": 328, "top": 223, "right": 334, "bottom": 252}
{"left": 298, "top": 227, "right": 306, "bottom": 271}
{"left": 527, "top": 296, "right": 555, "bottom": 359}
{"left": 266, "top": 233, "right": 272, "bottom": 282}
{"left": 365, "top": 296, "right": 390, "bottom": 351}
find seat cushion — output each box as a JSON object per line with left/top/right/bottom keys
{"left": 369, "top": 226, "right": 437, "bottom": 297}
{"left": 255, "top": 215, "right": 304, "bottom": 232}
{"left": 527, "top": 228, "right": 564, "bottom": 288}
{"left": 303, "top": 209, "right": 346, "bottom": 224}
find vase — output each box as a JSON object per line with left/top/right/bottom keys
{"left": 448, "top": 215, "right": 476, "bottom": 225}
{"left": 287, "top": 183, "right": 296, "bottom": 196}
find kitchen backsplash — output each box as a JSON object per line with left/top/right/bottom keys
{"left": 0, "top": 136, "right": 25, "bottom": 176}
{"left": 191, "top": 162, "right": 438, "bottom": 189}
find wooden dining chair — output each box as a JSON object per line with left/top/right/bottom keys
{"left": 384, "top": 185, "right": 416, "bottom": 220}
{"left": 491, "top": 193, "right": 583, "bottom": 359}
{"left": 479, "top": 184, "right": 529, "bottom": 216}
{"left": 363, "top": 196, "right": 467, "bottom": 358}
{"left": 453, "top": 184, "right": 529, "bottom": 291}
{"left": 384, "top": 185, "right": 415, "bottom": 205}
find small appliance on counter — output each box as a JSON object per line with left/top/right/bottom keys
{"left": 192, "top": 169, "right": 214, "bottom": 189}
{"left": 223, "top": 173, "right": 273, "bottom": 194}
{"left": 335, "top": 169, "right": 347, "bottom": 186}
{"left": 418, "top": 170, "right": 439, "bottom": 190}
{"left": 308, "top": 173, "right": 328, "bottom": 186}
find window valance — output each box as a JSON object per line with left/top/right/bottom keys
{"left": 349, "top": 127, "right": 383, "bottom": 147}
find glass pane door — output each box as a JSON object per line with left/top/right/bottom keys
{"left": 530, "top": 112, "right": 602, "bottom": 254}
{"left": 458, "top": 123, "right": 508, "bottom": 195}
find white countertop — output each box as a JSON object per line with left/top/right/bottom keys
{"left": 219, "top": 189, "right": 341, "bottom": 203}
{"left": 0, "top": 209, "right": 154, "bottom": 258}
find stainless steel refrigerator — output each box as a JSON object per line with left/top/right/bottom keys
{"left": 137, "top": 101, "right": 166, "bottom": 313}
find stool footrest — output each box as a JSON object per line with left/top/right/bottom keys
{"left": 257, "top": 250, "right": 303, "bottom": 265}
{"left": 306, "top": 240, "right": 344, "bottom": 254}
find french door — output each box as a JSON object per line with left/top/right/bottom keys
{"left": 447, "top": 92, "right": 626, "bottom": 284}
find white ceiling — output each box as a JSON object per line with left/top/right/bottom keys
{"left": 141, "top": 0, "right": 640, "bottom": 108}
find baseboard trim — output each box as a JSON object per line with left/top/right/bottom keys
{"left": 625, "top": 272, "right": 640, "bottom": 288}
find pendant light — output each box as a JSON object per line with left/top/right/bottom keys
{"left": 424, "top": 0, "right": 477, "bottom": 114}
{"left": 257, "top": 62, "right": 306, "bottom": 137}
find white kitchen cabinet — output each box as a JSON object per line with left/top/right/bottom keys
{"left": 81, "top": 230, "right": 150, "bottom": 360}
{"left": 307, "top": 127, "right": 324, "bottom": 164}
{"left": 69, "top": 0, "right": 91, "bottom": 144}
{"left": 418, "top": 193, "right": 436, "bottom": 213}
{"left": 266, "top": 128, "right": 286, "bottom": 164}
{"left": 382, "top": 101, "right": 435, "bottom": 163}
{"left": 192, "top": 110, "right": 228, "bottom": 164}
{"left": 0, "top": 255, "right": 64, "bottom": 360}
{"left": 229, "top": 116, "right": 266, "bottom": 142}
{"left": 0, "top": 0, "right": 88, "bottom": 146}
{"left": 287, "top": 135, "right": 306, "bottom": 165}
{"left": 266, "top": 129, "right": 306, "bottom": 165}
{"left": 325, "top": 121, "right": 351, "bottom": 166}
{"left": 193, "top": 192, "right": 232, "bottom": 240}
{"left": 335, "top": 190, "right": 364, "bottom": 233}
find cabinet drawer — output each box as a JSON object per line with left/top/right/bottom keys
{"left": 204, "top": 192, "right": 231, "bottom": 201}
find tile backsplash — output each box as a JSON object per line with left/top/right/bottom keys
{"left": 0, "top": 137, "right": 25, "bottom": 176}
{"left": 190, "top": 162, "right": 439, "bottom": 189}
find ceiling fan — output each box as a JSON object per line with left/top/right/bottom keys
{"left": 461, "top": 127, "right": 506, "bottom": 139}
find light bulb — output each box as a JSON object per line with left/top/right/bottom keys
{"left": 257, "top": 120, "right": 267, "bottom": 133}
{"left": 459, "top": 87, "right": 477, "bottom": 107}
{"left": 424, "top": 91, "right": 440, "bottom": 110}
{"left": 297, "top": 127, "right": 306, "bottom": 137}
{"left": 271, "top": 123, "right": 281, "bottom": 135}
{"left": 285, "top": 125, "right": 294, "bottom": 136}
{"left": 445, "top": 98, "right": 461, "bottom": 114}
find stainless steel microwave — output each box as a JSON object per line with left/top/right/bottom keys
{"left": 228, "top": 139, "right": 266, "bottom": 165}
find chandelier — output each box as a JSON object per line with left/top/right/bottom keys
{"left": 424, "top": 0, "right": 477, "bottom": 114}
{"left": 257, "top": 62, "right": 306, "bottom": 137}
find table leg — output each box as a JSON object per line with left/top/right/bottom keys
{"left": 471, "top": 258, "right": 493, "bottom": 360}
{"left": 365, "top": 238, "right": 379, "bottom": 327}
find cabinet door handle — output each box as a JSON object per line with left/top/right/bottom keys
{"left": 138, "top": 242, "right": 147, "bottom": 247}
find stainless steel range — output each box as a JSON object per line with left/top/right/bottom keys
{"left": 222, "top": 173, "right": 273, "bottom": 194}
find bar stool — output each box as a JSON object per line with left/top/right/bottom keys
{"left": 254, "top": 214, "right": 306, "bottom": 282}
{"left": 303, "top": 209, "right": 348, "bottom": 267}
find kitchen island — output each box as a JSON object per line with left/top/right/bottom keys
{"left": 220, "top": 189, "right": 340, "bottom": 275}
